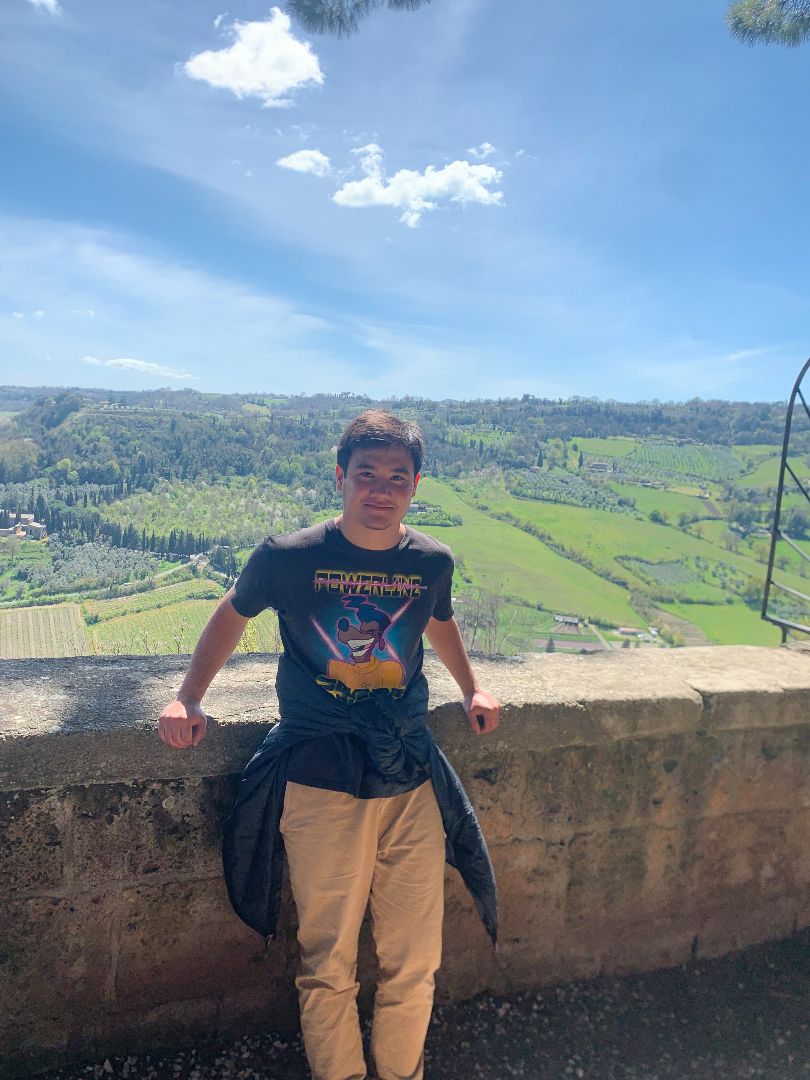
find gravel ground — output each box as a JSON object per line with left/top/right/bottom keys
{"left": 37, "top": 928, "right": 810, "bottom": 1080}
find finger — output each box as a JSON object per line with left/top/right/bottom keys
{"left": 165, "top": 724, "right": 182, "bottom": 749}
{"left": 191, "top": 717, "right": 207, "bottom": 746}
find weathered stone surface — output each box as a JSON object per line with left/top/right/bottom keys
{"left": 632, "top": 730, "right": 737, "bottom": 825}
{"left": 4, "top": 646, "right": 810, "bottom": 1074}
{"left": 0, "top": 788, "right": 68, "bottom": 896}
{"left": 0, "top": 891, "right": 116, "bottom": 1017}
{"left": 68, "top": 775, "right": 237, "bottom": 884}
{"left": 116, "top": 877, "right": 281, "bottom": 1008}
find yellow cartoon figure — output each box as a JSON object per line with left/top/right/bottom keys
{"left": 328, "top": 596, "right": 404, "bottom": 692}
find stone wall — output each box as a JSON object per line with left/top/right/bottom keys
{"left": 4, "top": 646, "right": 810, "bottom": 1076}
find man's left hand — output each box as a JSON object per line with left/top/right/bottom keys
{"left": 463, "top": 689, "right": 500, "bottom": 735}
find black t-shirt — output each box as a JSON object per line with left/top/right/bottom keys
{"left": 231, "top": 519, "right": 455, "bottom": 797}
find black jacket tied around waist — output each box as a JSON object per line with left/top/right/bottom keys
{"left": 221, "top": 672, "right": 498, "bottom": 946}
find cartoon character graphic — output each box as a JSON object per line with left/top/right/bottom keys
{"left": 327, "top": 596, "right": 404, "bottom": 692}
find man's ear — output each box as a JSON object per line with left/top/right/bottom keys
{"left": 335, "top": 464, "right": 344, "bottom": 491}
{"left": 413, "top": 472, "right": 421, "bottom": 494}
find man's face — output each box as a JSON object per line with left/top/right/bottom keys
{"left": 336, "top": 445, "right": 419, "bottom": 535}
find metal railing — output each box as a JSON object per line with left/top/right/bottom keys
{"left": 762, "top": 356, "right": 810, "bottom": 642}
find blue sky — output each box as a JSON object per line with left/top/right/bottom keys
{"left": 1, "top": 0, "right": 808, "bottom": 402}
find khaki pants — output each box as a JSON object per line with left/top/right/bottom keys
{"left": 280, "top": 779, "right": 446, "bottom": 1080}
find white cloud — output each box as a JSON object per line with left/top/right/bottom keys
{"left": 27, "top": 0, "right": 62, "bottom": 14}
{"left": 276, "top": 148, "right": 331, "bottom": 178}
{"left": 466, "top": 141, "right": 494, "bottom": 160}
{"left": 0, "top": 217, "right": 352, "bottom": 391}
{"left": 12, "top": 312, "right": 25, "bottom": 320}
{"left": 515, "top": 148, "right": 525, "bottom": 158}
{"left": 333, "top": 144, "right": 503, "bottom": 227}
{"left": 32, "top": 309, "right": 46, "bottom": 319}
{"left": 183, "top": 8, "right": 323, "bottom": 108}
{"left": 83, "top": 356, "right": 198, "bottom": 381}
{"left": 213, "top": 12, "right": 227, "bottom": 30}
{"left": 69, "top": 308, "right": 96, "bottom": 318}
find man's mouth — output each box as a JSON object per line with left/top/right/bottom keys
{"left": 364, "top": 502, "right": 394, "bottom": 511}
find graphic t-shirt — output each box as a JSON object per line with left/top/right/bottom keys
{"left": 231, "top": 519, "right": 455, "bottom": 797}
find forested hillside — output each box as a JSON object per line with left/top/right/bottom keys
{"left": 0, "top": 385, "right": 803, "bottom": 657}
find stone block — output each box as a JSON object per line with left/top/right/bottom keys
{"left": 580, "top": 912, "right": 700, "bottom": 976}
{"left": 454, "top": 753, "right": 528, "bottom": 844}
{"left": 115, "top": 877, "right": 277, "bottom": 1008}
{"left": 0, "top": 788, "right": 68, "bottom": 896}
{"left": 492, "top": 839, "right": 567, "bottom": 945}
{"left": 66, "top": 995, "right": 221, "bottom": 1066}
{"left": 68, "top": 776, "right": 236, "bottom": 885}
{"left": 518, "top": 742, "right": 640, "bottom": 844}
{"left": 730, "top": 727, "right": 810, "bottom": 814}
{"left": 0, "top": 891, "right": 115, "bottom": 1023}
{"left": 695, "top": 895, "right": 799, "bottom": 959}
{"left": 632, "top": 730, "right": 737, "bottom": 826}
{"left": 565, "top": 827, "right": 649, "bottom": 926}
{"left": 678, "top": 813, "right": 793, "bottom": 909}
{"left": 217, "top": 980, "right": 300, "bottom": 1038}
{"left": 437, "top": 870, "right": 495, "bottom": 1002}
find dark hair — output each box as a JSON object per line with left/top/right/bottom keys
{"left": 336, "top": 410, "right": 424, "bottom": 475}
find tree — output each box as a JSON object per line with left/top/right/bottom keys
{"left": 287, "top": 0, "right": 430, "bottom": 36}
{"left": 727, "top": 0, "right": 810, "bottom": 46}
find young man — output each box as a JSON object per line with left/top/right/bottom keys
{"left": 158, "top": 410, "right": 500, "bottom": 1080}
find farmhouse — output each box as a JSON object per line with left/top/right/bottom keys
{"left": 553, "top": 614, "right": 580, "bottom": 627}
{"left": 0, "top": 517, "right": 47, "bottom": 540}
{"left": 587, "top": 461, "right": 609, "bottom": 474}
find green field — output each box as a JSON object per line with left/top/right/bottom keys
{"left": 87, "top": 598, "right": 281, "bottom": 655}
{"left": 416, "top": 479, "right": 806, "bottom": 645}
{"left": 83, "top": 577, "right": 225, "bottom": 622}
{"left": 659, "top": 600, "right": 782, "bottom": 646}
{"left": 574, "top": 436, "right": 639, "bottom": 458}
{"left": 606, "top": 481, "right": 715, "bottom": 522}
{"left": 416, "top": 478, "right": 642, "bottom": 626}
{"left": 0, "top": 603, "right": 87, "bottom": 658}
{"left": 740, "top": 453, "right": 810, "bottom": 489}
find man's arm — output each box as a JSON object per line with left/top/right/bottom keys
{"left": 424, "top": 616, "right": 500, "bottom": 735}
{"left": 157, "top": 588, "right": 249, "bottom": 749}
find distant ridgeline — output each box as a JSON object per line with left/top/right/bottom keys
{"left": 0, "top": 385, "right": 796, "bottom": 489}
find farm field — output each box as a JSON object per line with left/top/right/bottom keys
{"left": 87, "top": 599, "right": 281, "bottom": 655}
{"left": 574, "top": 436, "right": 639, "bottom": 459}
{"left": 83, "top": 577, "right": 225, "bottom": 621}
{"left": 446, "top": 482, "right": 809, "bottom": 643}
{"left": 629, "top": 443, "right": 742, "bottom": 482}
{"left": 659, "top": 600, "right": 782, "bottom": 646}
{"left": 416, "top": 477, "right": 642, "bottom": 627}
{"left": 740, "top": 453, "right": 810, "bottom": 489}
{"left": 0, "top": 603, "right": 87, "bottom": 659}
{"left": 474, "top": 483, "right": 795, "bottom": 583}
{"left": 606, "top": 481, "right": 715, "bottom": 522}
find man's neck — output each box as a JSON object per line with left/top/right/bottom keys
{"left": 334, "top": 516, "right": 405, "bottom": 551}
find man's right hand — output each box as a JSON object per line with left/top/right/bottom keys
{"left": 158, "top": 698, "right": 208, "bottom": 749}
